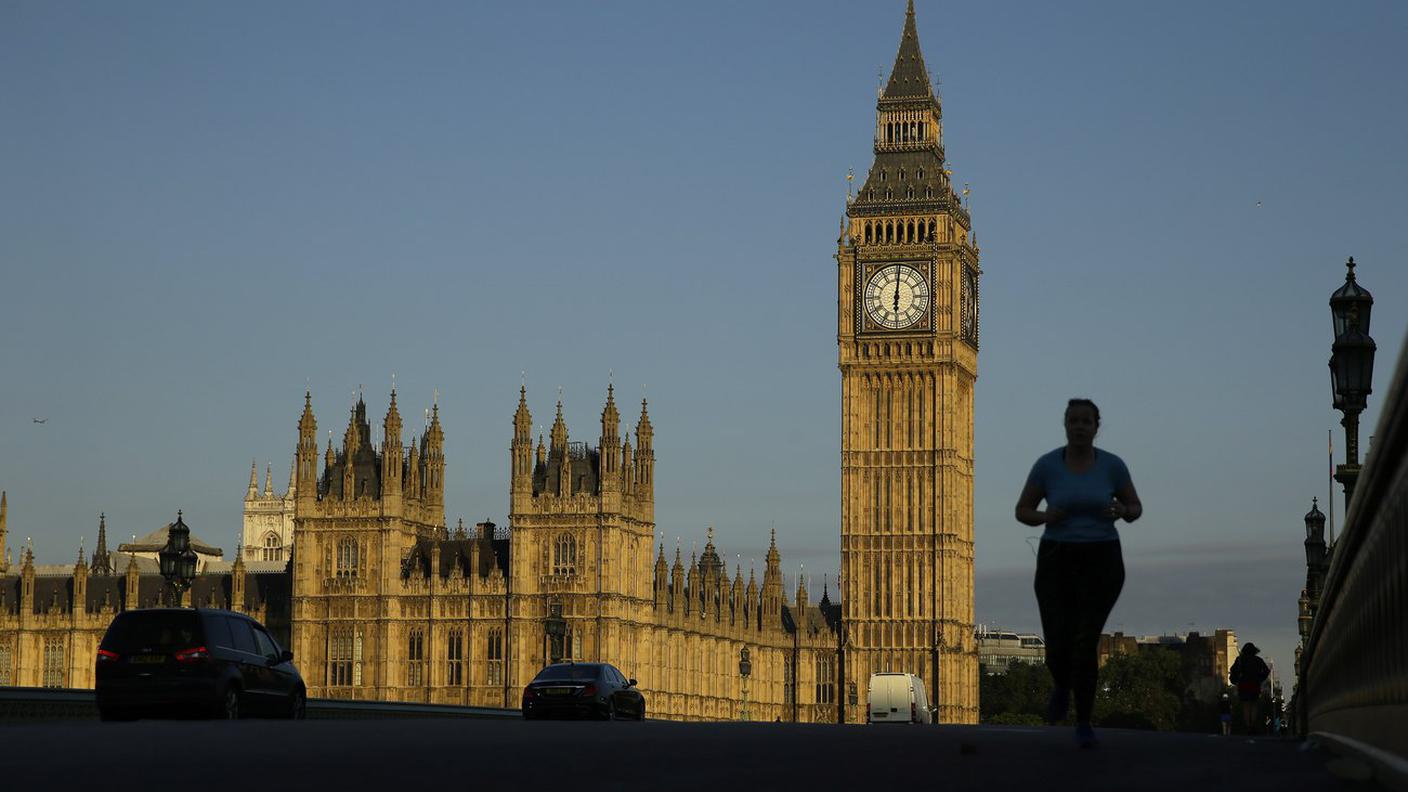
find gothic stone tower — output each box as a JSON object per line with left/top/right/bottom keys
{"left": 290, "top": 388, "right": 447, "bottom": 698}
{"left": 837, "top": 0, "right": 979, "bottom": 724}
{"left": 507, "top": 386, "right": 656, "bottom": 681}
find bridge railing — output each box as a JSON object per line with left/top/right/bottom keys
{"left": 0, "top": 686, "right": 520, "bottom": 721}
{"left": 1300, "top": 330, "right": 1408, "bottom": 763}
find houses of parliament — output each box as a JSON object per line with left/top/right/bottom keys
{"left": 0, "top": 1, "right": 979, "bottom": 724}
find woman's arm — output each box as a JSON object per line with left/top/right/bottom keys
{"left": 1015, "top": 479, "right": 1064, "bottom": 527}
{"left": 1110, "top": 479, "right": 1142, "bottom": 523}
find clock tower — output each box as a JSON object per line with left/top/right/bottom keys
{"left": 837, "top": 0, "right": 979, "bottom": 724}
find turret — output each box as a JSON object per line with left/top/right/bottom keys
{"left": 730, "top": 564, "right": 742, "bottom": 625}
{"left": 670, "top": 546, "right": 685, "bottom": 613}
{"left": 686, "top": 550, "right": 698, "bottom": 616}
{"left": 231, "top": 549, "right": 246, "bottom": 613}
{"left": 653, "top": 544, "right": 668, "bottom": 607}
{"left": 796, "top": 565, "right": 809, "bottom": 613}
{"left": 512, "top": 386, "right": 534, "bottom": 498}
{"left": 745, "top": 567, "right": 758, "bottom": 629}
{"left": 296, "top": 391, "right": 319, "bottom": 497}
{"left": 74, "top": 543, "right": 89, "bottom": 615}
{"left": 762, "top": 528, "right": 783, "bottom": 627}
{"left": 382, "top": 388, "right": 404, "bottom": 497}
{"left": 551, "top": 401, "right": 570, "bottom": 497}
{"left": 424, "top": 402, "right": 446, "bottom": 508}
{"left": 634, "top": 400, "right": 654, "bottom": 498}
{"left": 263, "top": 463, "right": 274, "bottom": 498}
{"left": 91, "top": 513, "right": 112, "bottom": 576}
{"left": 246, "top": 460, "right": 259, "bottom": 500}
{"left": 286, "top": 451, "right": 297, "bottom": 498}
{"left": 621, "top": 436, "right": 634, "bottom": 495}
{"left": 599, "top": 385, "right": 621, "bottom": 486}
{"left": 21, "top": 543, "right": 36, "bottom": 617}
{"left": 125, "top": 553, "right": 140, "bottom": 608}
{"left": 406, "top": 437, "right": 421, "bottom": 500}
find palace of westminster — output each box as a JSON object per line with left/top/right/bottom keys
{"left": 0, "top": 2, "right": 981, "bottom": 723}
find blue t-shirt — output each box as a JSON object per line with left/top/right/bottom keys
{"left": 1026, "top": 447, "right": 1131, "bottom": 542}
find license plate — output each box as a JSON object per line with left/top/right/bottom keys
{"left": 542, "top": 687, "right": 570, "bottom": 696}
{"left": 131, "top": 655, "right": 165, "bottom": 664}
{"left": 873, "top": 712, "right": 887, "bottom": 718}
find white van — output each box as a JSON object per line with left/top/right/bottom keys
{"left": 867, "top": 673, "right": 934, "bottom": 724}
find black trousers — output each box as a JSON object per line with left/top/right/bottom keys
{"left": 1034, "top": 539, "right": 1125, "bottom": 723}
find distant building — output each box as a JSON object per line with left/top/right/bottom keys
{"left": 976, "top": 627, "right": 1045, "bottom": 674}
{"left": 1099, "top": 629, "right": 1238, "bottom": 701}
{"left": 241, "top": 461, "right": 295, "bottom": 562}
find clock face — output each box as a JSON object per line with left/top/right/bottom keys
{"left": 961, "top": 267, "right": 979, "bottom": 346}
{"left": 864, "top": 264, "right": 930, "bottom": 330}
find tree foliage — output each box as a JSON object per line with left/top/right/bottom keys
{"left": 980, "top": 649, "right": 1229, "bottom": 733}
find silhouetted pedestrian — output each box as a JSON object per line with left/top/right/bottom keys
{"left": 1230, "top": 642, "right": 1270, "bottom": 734}
{"left": 1016, "top": 398, "right": 1143, "bottom": 749}
{"left": 1218, "top": 693, "right": 1232, "bottom": 736}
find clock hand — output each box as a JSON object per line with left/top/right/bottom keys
{"left": 893, "top": 280, "right": 900, "bottom": 313}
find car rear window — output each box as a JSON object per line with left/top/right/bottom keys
{"left": 101, "top": 611, "right": 203, "bottom": 653}
{"left": 533, "top": 664, "right": 601, "bottom": 682}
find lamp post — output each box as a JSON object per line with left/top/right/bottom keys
{"left": 158, "top": 511, "right": 198, "bottom": 607}
{"left": 739, "top": 647, "right": 752, "bottom": 721}
{"left": 1329, "top": 257, "right": 1376, "bottom": 509}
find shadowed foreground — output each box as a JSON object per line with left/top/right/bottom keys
{"left": 0, "top": 719, "right": 1371, "bottom": 791}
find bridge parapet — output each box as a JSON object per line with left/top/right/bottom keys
{"left": 1301, "top": 329, "right": 1408, "bottom": 762}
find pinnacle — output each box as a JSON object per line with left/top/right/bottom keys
{"left": 882, "top": 0, "right": 935, "bottom": 101}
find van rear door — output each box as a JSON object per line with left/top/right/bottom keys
{"left": 868, "top": 675, "right": 904, "bottom": 723}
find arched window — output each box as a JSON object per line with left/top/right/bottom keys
{"left": 336, "top": 537, "right": 358, "bottom": 579}
{"left": 487, "top": 628, "right": 504, "bottom": 685}
{"left": 553, "top": 533, "right": 577, "bottom": 576}
{"left": 447, "top": 628, "right": 464, "bottom": 686}
{"left": 262, "top": 532, "right": 283, "bottom": 562}
{"left": 407, "top": 628, "right": 426, "bottom": 687}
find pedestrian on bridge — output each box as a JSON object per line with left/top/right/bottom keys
{"left": 1016, "top": 398, "right": 1143, "bottom": 749}
{"left": 1230, "top": 643, "right": 1270, "bottom": 734}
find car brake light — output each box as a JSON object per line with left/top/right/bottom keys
{"left": 911, "top": 702, "right": 917, "bottom": 722}
{"left": 96, "top": 649, "right": 119, "bottom": 664}
{"left": 581, "top": 683, "right": 598, "bottom": 697}
{"left": 174, "top": 646, "right": 210, "bottom": 663}
{"left": 523, "top": 688, "right": 537, "bottom": 700}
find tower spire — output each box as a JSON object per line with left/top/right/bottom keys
{"left": 883, "top": 0, "right": 934, "bottom": 101}
{"left": 92, "top": 512, "right": 112, "bottom": 575}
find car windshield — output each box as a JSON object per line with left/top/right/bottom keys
{"left": 101, "top": 611, "right": 202, "bottom": 653}
{"left": 533, "top": 664, "right": 601, "bottom": 682}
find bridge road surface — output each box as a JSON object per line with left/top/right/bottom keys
{"left": 0, "top": 719, "right": 1374, "bottom": 791}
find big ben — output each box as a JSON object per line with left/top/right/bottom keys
{"left": 838, "top": 0, "right": 979, "bottom": 724}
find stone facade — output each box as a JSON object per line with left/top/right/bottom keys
{"left": 0, "top": 5, "right": 974, "bottom": 726}
{"left": 836, "top": 0, "right": 980, "bottom": 723}
{"left": 242, "top": 461, "right": 296, "bottom": 562}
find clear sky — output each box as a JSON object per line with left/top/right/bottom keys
{"left": 3, "top": 1, "right": 1406, "bottom": 675}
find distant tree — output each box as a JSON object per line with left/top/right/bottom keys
{"left": 1093, "top": 649, "right": 1183, "bottom": 731}
{"left": 979, "top": 660, "right": 1051, "bottom": 724}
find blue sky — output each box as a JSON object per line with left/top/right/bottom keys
{"left": 3, "top": 0, "right": 1406, "bottom": 673}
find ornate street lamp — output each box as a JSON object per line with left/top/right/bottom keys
{"left": 1328, "top": 257, "right": 1376, "bottom": 508}
{"left": 158, "top": 510, "right": 198, "bottom": 606}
